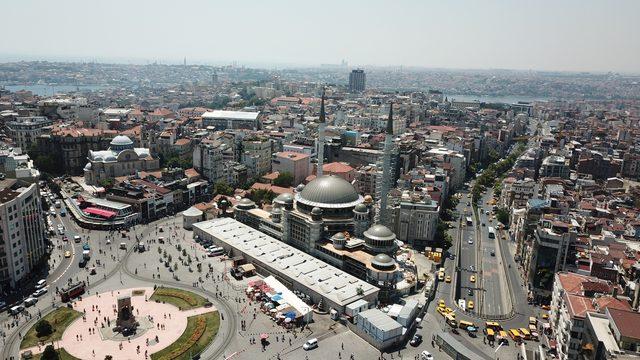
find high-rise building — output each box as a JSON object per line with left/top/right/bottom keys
{"left": 349, "top": 69, "right": 366, "bottom": 92}
{"left": 0, "top": 180, "right": 48, "bottom": 292}
{"left": 241, "top": 137, "right": 272, "bottom": 179}
{"left": 193, "top": 139, "right": 225, "bottom": 184}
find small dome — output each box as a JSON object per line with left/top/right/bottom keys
{"left": 363, "top": 195, "right": 374, "bottom": 203}
{"left": 332, "top": 232, "right": 346, "bottom": 240}
{"left": 274, "top": 193, "right": 294, "bottom": 205}
{"left": 105, "top": 154, "right": 117, "bottom": 162}
{"left": 371, "top": 253, "right": 396, "bottom": 270}
{"left": 110, "top": 135, "right": 134, "bottom": 147}
{"left": 295, "top": 184, "right": 305, "bottom": 193}
{"left": 354, "top": 203, "right": 368, "bottom": 213}
{"left": 84, "top": 162, "right": 92, "bottom": 171}
{"left": 373, "top": 253, "right": 394, "bottom": 264}
{"left": 364, "top": 224, "right": 395, "bottom": 240}
{"left": 271, "top": 206, "right": 282, "bottom": 214}
{"left": 93, "top": 155, "right": 103, "bottom": 161}
{"left": 236, "top": 198, "right": 256, "bottom": 209}
{"left": 311, "top": 207, "right": 323, "bottom": 215}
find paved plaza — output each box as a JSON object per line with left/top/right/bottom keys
{"left": 20, "top": 287, "right": 217, "bottom": 360}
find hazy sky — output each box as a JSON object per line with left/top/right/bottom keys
{"left": 4, "top": 0, "right": 640, "bottom": 73}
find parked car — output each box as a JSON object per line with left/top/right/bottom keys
{"left": 410, "top": 334, "right": 423, "bottom": 346}
{"left": 33, "top": 288, "right": 48, "bottom": 297}
{"left": 64, "top": 251, "right": 71, "bottom": 258}
{"left": 35, "top": 279, "right": 47, "bottom": 289}
{"left": 24, "top": 297, "right": 38, "bottom": 307}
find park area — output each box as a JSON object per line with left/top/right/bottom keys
{"left": 20, "top": 307, "right": 82, "bottom": 349}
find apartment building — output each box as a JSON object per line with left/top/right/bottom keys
{"left": 0, "top": 180, "right": 47, "bottom": 292}
{"left": 7, "top": 116, "right": 53, "bottom": 150}
{"left": 550, "top": 272, "right": 631, "bottom": 360}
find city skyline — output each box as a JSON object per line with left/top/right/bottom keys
{"left": 3, "top": 0, "right": 640, "bottom": 73}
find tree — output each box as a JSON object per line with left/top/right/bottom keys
{"left": 249, "top": 188, "right": 276, "bottom": 206}
{"left": 41, "top": 345, "right": 59, "bottom": 360}
{"left": 214, "top": 182, "right": 234, "bottom": 196}
{"left": 273, "top": 172, "right": 294, "bottom": 187}
{"left": 98, "top": 178, "right": 115, "bottom": 189}
{"left": 35, "top": 319, "right": 53, "bottom": 337}
{"left": 496, "top": 208, "right": 510, "bottom": 226}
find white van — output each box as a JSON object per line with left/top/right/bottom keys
{"left": 303, "top": 338, "right": 318, "bottom": 350}
{"left": 9, "top": 305, "right": 24, "bottom": 315}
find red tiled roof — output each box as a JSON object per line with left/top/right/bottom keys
{"left": 323, "top": 162, "right": 354, "bottom": 174}
{"left": 250, "top": 182, "right": 294, "bottom": 195}
{"left": 607, "top": 308, "right": 640, "bottom": 341}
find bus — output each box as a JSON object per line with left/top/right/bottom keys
{"left": 508, "top": 329, "right": 522, "bottom": 341}
{"left": 466, "top": 216, "right": 473, "bottom": 226}
{"left": 60, "top": 282, "right": 86, "bottom": 302}
{"left": 488, "top": 227, "right": 496, "bottom": 239}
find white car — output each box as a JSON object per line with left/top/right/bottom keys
{"left": 303, "top": 338, "right": 318, "bottom": 350}
{"left": 24, "top": 297, "right": 38, "bottom": 307}
{"left": 421, "top": 351, "right": 434, "bottom": 360}
{"left": 35, "top": 279, "right": 47, "bottom": 289}
{"left": 33, "top": 288, "right": 48, "bottom": 297}
{"left": 468, "top": 239, "right": 473, "bottom": 244}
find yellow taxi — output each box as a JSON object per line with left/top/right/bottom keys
{"left": 445, "top": 275, "right": 451, "bottom": 283}
{"left": 468, "top": 300, "right": 474, "bottom": 310}
{"left": 542, "top": 313, "right": 549, "bottom": 320}
{"left": 438, "top": 299, "right": 446, "bottom": 307}
{"left": 470, "top": 275, "right": 476, "bottom": 283}
{"left": 64, "top": 251, "right": 71, "bottom": 258}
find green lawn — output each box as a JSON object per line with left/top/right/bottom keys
{"left": 151, "top": 311, "right": 220, "bottom": 360}
{"left": 21, "top": 307, "right": 82, "bottom": 349}
{"left": 149, "top": 287, "right": 208, "bottom": 310}
{"left": 31, "top": 347, "right": 81, "bottom": 360}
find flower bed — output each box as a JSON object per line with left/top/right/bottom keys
{"left": 151, "top": 312, "right": 219, "bottom": 360}
{"left": 149, "top": 287, "right": 207, "bottom": 310}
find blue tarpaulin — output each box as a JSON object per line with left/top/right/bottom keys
{"left": 284, "top": 311, "right": 296, "bottom": 319}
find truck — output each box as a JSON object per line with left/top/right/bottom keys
{"left": 60, "top": 282, "right": 86, "bottom": 302}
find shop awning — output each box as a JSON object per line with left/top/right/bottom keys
{"left": 84, "top": 207, "right": 116, "bottom": 219}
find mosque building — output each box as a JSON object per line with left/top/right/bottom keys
{"left": 234, "top": 97, "right": 414, "bottom": 301}
{"left": 84, "top": 135, "right": 159, "bottom": 185}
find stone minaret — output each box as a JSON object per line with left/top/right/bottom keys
{"left": 378, "top": 102, "right": 394, "bottom": 221}
{"left": 316, "top": 89, "right": 326, "bottom": 177}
